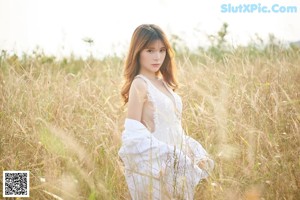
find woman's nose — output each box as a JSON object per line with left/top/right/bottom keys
{"left": 153, "top": 51, "right": 160, "bottom": 60}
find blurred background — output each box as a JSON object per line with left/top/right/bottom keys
{"left": 0, "top": 0, "right": 299, "bottom": 58}
{"left": 1, "top": 1, "right": 300, "bottom": 199}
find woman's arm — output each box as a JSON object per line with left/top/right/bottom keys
{"left": 127, "top": 78, "right": 147, "bottom": 121}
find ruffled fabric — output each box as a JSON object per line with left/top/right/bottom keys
{"left": 119, "top": 119, "right": 212, "bottom": 200}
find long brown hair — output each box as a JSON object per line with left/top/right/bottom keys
{"left": 121, "top": 24, "right": 178, "bottom": 104}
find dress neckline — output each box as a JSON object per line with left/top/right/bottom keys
{"left": 137, "top": 74, "right": 177, "bottom": 110}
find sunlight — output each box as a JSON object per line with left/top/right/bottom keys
{"left": 0, "top": 0, "right": 299, "bottom": 58}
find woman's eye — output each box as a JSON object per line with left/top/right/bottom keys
{"left": 147, "top": 49, "right": 153, "bottom": 53}
{"left": 160, "top": 49, "right": 166, "bottom": 52}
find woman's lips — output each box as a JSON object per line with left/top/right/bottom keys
{"left": 152, "top": 64, "right": 160, "bottom": 67}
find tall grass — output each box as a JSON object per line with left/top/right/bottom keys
{"left": 0, "top": 43, "right": 299, "bottom": 199}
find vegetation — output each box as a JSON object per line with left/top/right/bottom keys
{"left": 1, "top": 26, "right": 299, "bottom": 199}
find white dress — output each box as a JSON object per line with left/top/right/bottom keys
{"left": 118, "top": 74, "right": 214, "bottom": 200}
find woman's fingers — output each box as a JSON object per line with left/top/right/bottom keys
{"left": 198, "top": 160, "right": 206, "bottom": 169}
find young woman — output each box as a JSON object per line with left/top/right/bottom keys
{"left": 118, "top": 24, "right": 214, "bottom": 200}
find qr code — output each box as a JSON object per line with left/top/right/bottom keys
{"left": 3, "top": 171, "right": 29, "bottom": 197}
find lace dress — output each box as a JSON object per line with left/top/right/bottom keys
{"left": 118, "top": 74, "right": 214, "bottom": 200}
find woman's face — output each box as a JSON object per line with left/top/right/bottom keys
{"left": 139, "top": 39, "right": 166, "bottom": 75}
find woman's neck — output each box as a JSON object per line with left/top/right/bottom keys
{"left": 139, "top": 72, "right": 160, "bottom": 81}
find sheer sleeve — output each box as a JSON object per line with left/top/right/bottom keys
{"left": 184, "top": 135, "right": 214, "bottom": 173}
{"left": 118, "top": 118, "right": 210, "bottom": 198}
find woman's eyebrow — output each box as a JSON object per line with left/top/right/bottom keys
{"left": 146, "top": 46, "right": 166, "bottom": 49}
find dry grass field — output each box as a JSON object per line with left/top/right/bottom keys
{"left": 0, "top": 41, "right": 299, "bottom": 199}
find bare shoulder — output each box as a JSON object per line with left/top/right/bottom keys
{"left": 127, "top": 77, "right": 148, "bottom": 120}
{"left": 130, "top": 77, "right": 147, "bottom": 93}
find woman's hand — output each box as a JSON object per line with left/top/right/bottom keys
{"left": 198, "top": 160, "right": 206, "bottom": 169}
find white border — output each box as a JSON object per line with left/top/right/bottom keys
{"left": 3, "top": 171, "right": 30, "bottom": 197}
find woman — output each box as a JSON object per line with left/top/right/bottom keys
{"left": 118, "top": 24, "right": 214, "bottom": 200}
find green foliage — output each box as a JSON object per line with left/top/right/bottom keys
{"left": 88, "top": 190, "right": 97, "bottom": 200}
{"left": 0, "top": 24, "right": 299, "bottom": 199}
{"left": 39, "top": 126, "right": 67, "bottom": 156}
